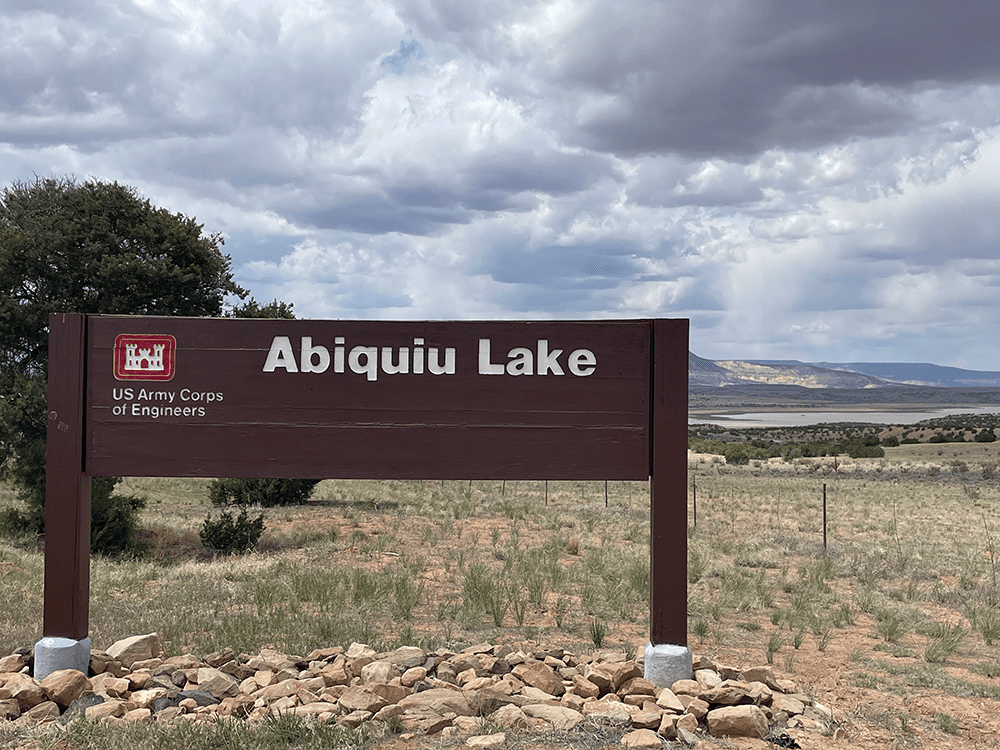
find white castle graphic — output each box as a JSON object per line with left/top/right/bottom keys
{"left": 124, "top": 343, "right": 166, "bottom": 371}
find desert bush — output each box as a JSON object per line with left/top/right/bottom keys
{"left": 90, "top": 477, "right": 148, "bottom": 558}
{"left": 199, "top": 507, "right": 265, "bottom": 554}
{"left": 923, "top": 621, "right": 966, "bottom": 663}
{"left": 209, "top": 478, "right": 321, "bottom": 507}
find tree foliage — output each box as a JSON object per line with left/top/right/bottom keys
{"left": 0, "top": 176, "right": 247, "bottom": 551}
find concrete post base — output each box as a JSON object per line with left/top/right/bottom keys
{"left": 643, "top": 642, "right": 692, "bottom": 688}
{"left": 33, "top": 636, "right": 91, "bottom": 680}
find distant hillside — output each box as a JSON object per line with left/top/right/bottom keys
{"left": 812, "top": 362, "right": 1000, "bottom": 388}
{"left": 690, "top": 354, "right": 890, "bottom": 389}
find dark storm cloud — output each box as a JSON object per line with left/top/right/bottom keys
{"left": 480, "top": 241, "right": 647, "bottom": 289}
{"left": 300, "top": 192, "right": 472, "bottom": 235}
{"left": 548, "top": 0, "right": 1000, "bottom": 157}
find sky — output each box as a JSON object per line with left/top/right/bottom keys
{"left": 2, "top": 1, "right": 999, "bottom": 370}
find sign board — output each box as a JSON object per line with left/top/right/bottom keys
{"left": 86, "top": 318, "right": 653, "bottom": 480}
{"left": 45, "top": 314, "right": 688, "bottom": 654}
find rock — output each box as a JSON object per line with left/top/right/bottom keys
{"left": 655, "top": 688, "right": 685, "bottom": 712}
{"left": 369, "top": 683, "right": 409, "bottom": 705}
{"left": 361, "top": 660, "right": 400, "bottom": 684}
{"left": 0, "top": 698, "right": 20, "bottom": 720}
{"left": 259, "top": 648, "right": 298, "bottom": 672}
{"left": 670, "top": 679, "right": 701, "bottom": 696}
{"left": 0, "top": 655, "right": 26, "bottom": 673}
{"left": 177, "top": 689, "right": 221, "bottom": 707}
{"left": 399, "top": 707, "right": 457, "bottom": 734}
{"left": 401, "top": 666, "right": 427, "bottom": 687}
{"left": 706, "top": 705, "right": 769, "bottom": 739}
{"left": 621, "top": 728, "right": 662, "bottom": 747}
{"left": 86, "top": 698, "right": 126, "bottom": 719}
{"left": 0, "top": 673, "right": 45, "bottom": 710}
{"left": 632, "top": 708, "right": 663, "bottom": 729}
{"left": 680, "top": 697, "right": 709, "bottom": 720}
{"left": 91, "top": 673, "right": 130, "bottom": 698}
{"left": 88, "top": 651, "right": 120, "bottom": 676}
{"left": 658, "top": 712, "right": 677, "bottom": 738}
{"left": 771, "top": 693, "right": 806, "bottom": 716}
{"left": 677, "top": 726, "right": 700, "bottom": 746}
{"left": 397, "top": 688, "right": 475, "bottom": 716}
{"left": 584, "top": 664, "right": 614, "bottom": 692}
{"left": 617, "top": 676, "right": 657, "bottom": 699}
{"left": 570, "top": 674, "right": 601, "bottom": 699}
{"left": 256, "top": 678, "right": 303, "bottom": 701}
{"left": 338, "top": 709, "right": 373, "bottom": 727}
{"left": 462, "top": 676, "right": 495, "bottom": 692}
{"left": 383, "top": 647, "right": 427, "bottom": 669}
{"left": 131, "top": 658, "right": 163, "bottom": 672}
{"left": 694, "top": 669, "right": 722, "bottom": 689}
{"left": 702, "top": 679, "right": 750, "bottom": 706}
{"left": 490, "top": 703, "right": 528, "bottom": 729}
{"left": 41, "top": 669, "right": 91, "bottom": 709}
{"left": 611, "top": 662, "right": 643, "bottom": 690}
{"left": 204, "top": 648, "right": 235, "bottom": 668}
{"left": 197, "top": 667, "right": 239, "bottom": 699}
{"left": 338, "top": 686, "right": 388, "bottom": 714}
{"left": 676, "top": 713, "right": 698, "bottom": 733}
{"left": 522, "top": 704, "right": 584, "bottom": 730}
{"left": 466, "top": 733, "right": 506, "bottom": 748}
{"left": 345, "top": 643, "right": 376, "bottom": 660}
{"left": 61, "top": 694, "right": 105, "bottom": 723}
{"left": 740, "top": 666, "right": 780, "bottom": 690}
{"left": 521, "top": 686, "right": 560, "bottom": 702}
{"left": 319, "top": 659, "right": 350, "bottom": 686}
{"left": 106, "top": 633, "right": 161, "bottom": 668}
{"left": 512, "top": 662, "right": 564, "bottom": 696}
{"left": 124, "top": 707, "right": 153, "bottom": 722}
{"left": 23, "top": 700, "right": 61, "bottom": 722}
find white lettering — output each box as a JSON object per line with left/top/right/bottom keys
{"left": 506, "top": 347, "right": 533, "bottom": 376}
{"left": 300, "top": 337, "right": 330, "bottom": 373}
{"left": 334, "top": 337, "right": 345, "bottom": 373}
{"left": 568, "top": 348, "right": 597, "bottom": 376}
{"left": 478, "top": 338, "right": 504, "bottom": 375}
{"left": 381, "top": 347, "right": 409, "bottom": 374}
{"left": 263, "top": 336, "right": 298, "bottom": 372}
{"left": 413, "top": 338, "right": 425, "bottom": 374}
{"left": 428, "top": 347, "right": 456, "bottom": 375}
{"left": 349, "top": 346, "right": 379, "bottom": 381}
{"left": 536, "top": 340, "right": 564, "bottom": 376}
{"left": 180, "top": 389, "right": 224, "bottom": 403}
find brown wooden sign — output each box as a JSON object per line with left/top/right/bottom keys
{"left": 87, "top": 317, "right": 653, "bottom": 480}
{"left": 46, "top": 314, "right": 688, "bottom": 657}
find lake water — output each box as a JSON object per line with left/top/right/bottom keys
{"left": 690, "top": 406, "right": 1000, "bottom": 429}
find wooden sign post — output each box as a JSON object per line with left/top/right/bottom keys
{"left": 39, "top": 314, "right": 689, "bottom": 683}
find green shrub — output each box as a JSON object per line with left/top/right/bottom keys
{"left": 208, "top": 478, "right": 320, "bottom": 507}
{"left": 836, "top": 439, "right": 885, "bottom": 458}
{"left": 90, "top": 477, "right": 147, "bottom": 557}
{"left": 200, "top": 508, "right": 265, "bottom": 554}
{"left": 1, "top": 476, "right": 146, "bottom": 558}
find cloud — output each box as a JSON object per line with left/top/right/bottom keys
{"left": 2, "top": 0, "right": 1000, "bottom": 369}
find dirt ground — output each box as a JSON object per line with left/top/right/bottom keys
{"left": 256, "top": 498, "right": 1000, "bottom": 749}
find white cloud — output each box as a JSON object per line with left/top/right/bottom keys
{"left": 3, "top": 0, "right": 1000, "bottom": 368}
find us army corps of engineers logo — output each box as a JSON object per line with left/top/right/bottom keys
{"left": 113, "top": 334, "right": 176, "bottom": 381}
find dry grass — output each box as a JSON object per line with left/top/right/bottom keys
{"left": 2, "top": 447, "right": 1000, "bottom": 748}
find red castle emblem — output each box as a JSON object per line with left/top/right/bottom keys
{"left": 113, "top": 334, "right": 176, "bottom": 381}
